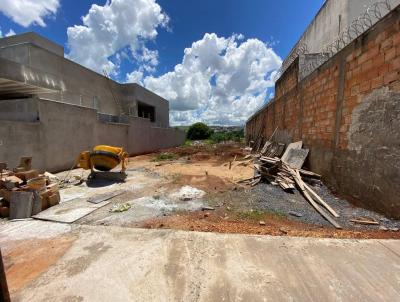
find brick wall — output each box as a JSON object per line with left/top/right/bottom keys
{"left": 246, "top": 6, "right": 400, "bottom": 217}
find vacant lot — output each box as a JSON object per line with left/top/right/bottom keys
{"left": 125, "top": 142, "right": 400, "bottom": 239}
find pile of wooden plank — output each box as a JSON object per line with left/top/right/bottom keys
{"left": 240, "top": 140, "right": 342, "bottom": 229}
{"left": 0, "top": 158, "right": 60, "bottom": 220}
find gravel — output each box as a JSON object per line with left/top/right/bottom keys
{"left": 249, "top": 182, "right": 400, "bottom": 231}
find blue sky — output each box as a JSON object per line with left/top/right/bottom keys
{"left": 0, "top": 0, "right": 324, "bottom": 125}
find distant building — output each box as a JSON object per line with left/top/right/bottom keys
{"left": 0, "top": 32, "right": 184, "bottom": 172}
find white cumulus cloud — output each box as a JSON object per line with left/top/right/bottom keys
{"left": 126, "top": 70, "right": 144, "bottom": 85}
{"left": 5, "top": 29, "right": 15, "bottom": 37}
{"left": 142, "top": 33, "right": 282, "bottom": 125}
{"left": 0, "top": 0, "right": 59, "bottom": 27}
{"left": 0, "top": 27, "right": 15, "bottom": 38}
{"left": 67, "top": 0, "right": 168, "bottom": 75}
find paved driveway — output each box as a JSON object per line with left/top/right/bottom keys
{"left": 1, "top": 220, "right": 400, "bottom": 301}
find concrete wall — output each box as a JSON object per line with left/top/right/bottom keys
{"left": 246, "top": 7, "right": 400, "bottom": 218}
{"left": 0, "top": 32, "right": 64, "bottom": 57}
{"left": 0, "top": 98, "right": 185, "bottom": 172}
{"left": 284, "top": 0, "right": 400, "bottom": 67}
{"left": 0, "top": 99, "right": 39, "bottom": 122}
{"left": 0, "top": 34, "right": 170, "bottom": 127}
{"left": 119, "top": 83, "right": 170, "bottom": 128}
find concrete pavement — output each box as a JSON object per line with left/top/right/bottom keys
{"left": 1, "top": 220, "right": 399, "bottom": 301}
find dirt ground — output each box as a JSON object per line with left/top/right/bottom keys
{"left": 127, "top": 142, "right": 400, "bottom": 239}
{"left": 2, "top": 235, "right": 76, "bottom": 293}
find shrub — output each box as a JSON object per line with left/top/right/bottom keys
{"left": 186, "top": 122, "right": 213, "bottom": 140}
{"left": 209, "top": 129, "right": 244, "bottom": 143}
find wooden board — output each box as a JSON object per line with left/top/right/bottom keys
{"left": 303, "top": 183, "right": 339, "bottom": 218}
{"left": 281, "top": 141, "right": 303, "bottom": 162}
{"left": 289, "top": 167, "right": 341, "bottom": 229}
{"left": 284, "top": 148, "right": 309, "bottom": 169}
{"left": 350, "top": 219, "right": 379, "bottom": 225}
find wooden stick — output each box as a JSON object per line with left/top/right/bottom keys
{"left": 298, "top": 169, "right": 321, "bottom": 178}
{"left": 303, "top": 183, "right": 340, "bottom": 218}
{"left": 237, "top": 175, "right": 261, "bottom": 183}
{"left": 268, "top": 126, "right": 278, "bottom": 141}
{"left": 290, "top": 168, "right": 341, "bottom": 229}
{"left": 250, "top": 178, "right": 261, "bottom": 187}
{"left": 350, "top": 219, "right": 379, "bottom": 225}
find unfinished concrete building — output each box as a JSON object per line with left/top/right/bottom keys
{"left": 0, "top": 32, "right": 185, "bottom": 172}
{"left": 246, "top": 0, "right": 400, "bottom": 217}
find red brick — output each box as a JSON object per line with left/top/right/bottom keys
{"left": 381, "top": 37, "right": 393, "bottom": 50}
{"left": 384, "top": 71, "right": 399, "bottom": 85}
{"left": 385, "top": 47, "right": 396, "bottom": 62}
{"left": 392, "top": 56, "right": 400, "bottom": 71}
{"left": 393, "top": 32, "right": 400, "bottom": 45}
{"left": 361, "top": 59, "right": 373, "bottom": 72}
{"left": 350, "top": 85, "right": 359, "bottom": 96}
{"left": 378, "top": 63, "right": 390, "bottom": 75}
{"left": 346, "top": 53, "right": 354, "bottom": 62}
{"left": 360, "top": 81, "right": 371, "bottom": 93}
{"left": 371, "top": 75, "right": 384, "bottom": 89}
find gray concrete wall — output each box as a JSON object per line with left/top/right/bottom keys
{"left": 0, "top": 56, "right": 61, "bottom": 93}
{"left": 0, "top": 98, "right": 184, "bottom": 172}
{"left": 283, "top": 0, "right": 400, "bottom": 67}
{"left": 0, "top": 43, "right": 121, "bottom": 115}
{"left": 0, "top": 99, "right": 39, "bottom": 122}
{"left": 0, "top": 36, "right": 170, "bottom": 127}
{"left": 0, "top": 120, "right": 42, "bottom": 169}
{"left": 120, "top": 84, "right": 170, "bottom": 128}
{"left": 0, "top": 32, "right": 64, "bottom": 57}
{"left": 332, "top": 87, "right": 400, "bottom": 217}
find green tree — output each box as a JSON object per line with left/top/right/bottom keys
{"left": 186, "top": 122, "right": 213, "bottom": 140}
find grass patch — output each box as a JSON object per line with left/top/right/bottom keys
{"left": 183, "top": 139, "right": 193, "bottom": 147}
{"left": 152, "top": 152, "right": 177, "bottom": 162}
{"left": 236, "top": 210, "right": 265, "bottom": 221}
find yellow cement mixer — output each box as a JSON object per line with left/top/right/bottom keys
{"left": 78, "top": 145, "right": 128, "bottom": 173}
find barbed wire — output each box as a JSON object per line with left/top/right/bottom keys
{"left": 279, "top": 43, "right": 308, "bottom": 76}
{"left": 276, "top": 0, "right": 392, "bottom": 80}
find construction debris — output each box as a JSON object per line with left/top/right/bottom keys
{"left": 0, "top": 157, "right": 60, "bottom": 220}
{"left": 239, "top": 140, "right": 342, "bottom": 229}
{"left": 110, "top": 203, "right": 131, "bottom": 213}
{"left": 202, "top": 206, "right": 215, "bottom": 211}
{"left": 350, "top": 218, "right": 379, "bottom": 225}
{"left": 289, "top": 211, "right": 303, "bottom": 218}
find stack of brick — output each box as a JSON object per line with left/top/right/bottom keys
{"left": 0, "top": 159, "right": 60, "bottom": 219}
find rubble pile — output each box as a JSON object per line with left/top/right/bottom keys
{"left": 0, "top": 157, "right": 60, "bottom": 220}
{"left": 240, "top": 140, "right": 342, "bottom": 229}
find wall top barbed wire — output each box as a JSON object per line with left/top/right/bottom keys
{"left": 276, "top": 0, "right": 393, "bottom": 81}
